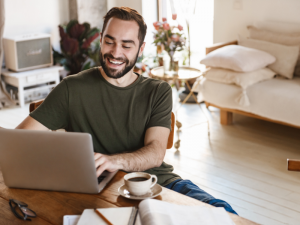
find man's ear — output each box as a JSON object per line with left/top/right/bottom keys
{"left": 138, "top": 42, "right": 146, "bottom": 57}
{"left": 99, "top": 32, "right": 102, "bottom": 44}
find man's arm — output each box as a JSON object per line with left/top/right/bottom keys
{"left": 15, "top": 116, "right": 49, "bottom": 130}
{"left": 94, "top": 126, "right": 170, "bottom": 177}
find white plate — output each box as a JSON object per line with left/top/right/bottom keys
{"left": 118, "top": 184, "right": 163, "bottom": 200}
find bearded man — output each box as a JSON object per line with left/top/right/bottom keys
{"left": 16, "top": 7, "right": 237, "bottom": 215}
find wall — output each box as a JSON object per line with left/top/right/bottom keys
{"left": 141, "top": 0, "right": 158, "bottom": 56}
{"left": 3, "top": 0, "right": 69, "bottom": 51}
{"left": 77, "top": 0, "right": 107, "bottom": 30}
{"left": 214, "top": 0, "right": 300, "bottom": 43}
{"left": 107, "top": 0, "right": 142, "bottom": 14}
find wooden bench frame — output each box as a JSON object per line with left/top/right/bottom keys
{"left": 287, "top": 159, "right": 300, "bottom": 172}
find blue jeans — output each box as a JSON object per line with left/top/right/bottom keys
{"left": 165, "top": 179, "right": 238, "bottom": 215}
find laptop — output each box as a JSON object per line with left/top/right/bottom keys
{"left": 0, "top": 129, "right": 117, "bottom": 194}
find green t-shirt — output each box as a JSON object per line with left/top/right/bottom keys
{"left": 30, "top": 67, "right": 181, "bottom": 186}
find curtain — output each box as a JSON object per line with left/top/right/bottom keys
{"left": 0, "top": 0, "right": 12, "bottom": 108}
{"left": 0, "top": 0, "right": 4, "bottom": 78}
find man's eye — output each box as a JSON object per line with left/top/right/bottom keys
{"left": 105, "top": 42, "right": 113, "bottom": 45}
{"left": 123, "top": 46, "right": 131, "bottom": 49}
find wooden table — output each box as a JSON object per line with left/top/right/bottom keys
{"left": 0, "top": 170, "right": 257, "bottom": 225}
{"left": 150, "top": 66, "right": 202, "bottom": 104}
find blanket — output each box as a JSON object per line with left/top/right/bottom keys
{"left": 195, "top": 67, "right": 276, "bottom": 106}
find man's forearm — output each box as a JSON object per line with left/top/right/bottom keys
{"left": 94, "top": 127, "right": 170, "bottom": 176}
{"left": 112, "top": 140, "right": 166, "bottom": 172}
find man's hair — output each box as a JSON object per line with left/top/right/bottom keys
{"left": 102, "top": 7, "right": 147, "bottom": 47}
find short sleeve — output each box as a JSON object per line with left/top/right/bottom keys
{"left": 146, "top": 82, "right": 172, "bottom": 130}
{"left": 30, "top": 80, "right": 69, "bottom": 130}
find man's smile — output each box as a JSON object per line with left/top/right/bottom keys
{"left": 106, "top": 57, "right": 125, "bottom": 68}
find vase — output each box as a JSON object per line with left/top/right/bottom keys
{"left": 164, "top": 52, "right": 179, "bottom": 76}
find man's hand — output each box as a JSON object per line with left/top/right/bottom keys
{"left": 94, "top": 126, "right": 170, "bottom": 176}
{"left": 94, "top": 153, "right": 120, "bottom": 177}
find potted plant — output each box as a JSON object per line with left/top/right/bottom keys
{"left": 53, "top": 20, "right": 101, "bottom": 76}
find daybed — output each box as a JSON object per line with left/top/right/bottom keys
{"left": 199, "top": 22, "right": 300, "bottom": 128}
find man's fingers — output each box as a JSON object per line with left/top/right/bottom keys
{"left": 96, "top": 163, "right": 108, "bottom": 177}
{"left": 95, "top": 156, "right": 106, "bottom": 168}
{"left": 94, "top": 154, "right": 118, "bottom": 177}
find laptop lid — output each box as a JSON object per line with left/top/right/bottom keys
{"left": 0, "top": 129, "right": 114, "bottom": 194}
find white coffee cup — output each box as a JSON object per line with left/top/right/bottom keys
{"left": 124, "top": 172, "right": 157, "bottom": 196}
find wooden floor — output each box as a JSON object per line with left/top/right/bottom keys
{"left": 168, "top": 101, "right": 300, "bottom": 225}
{"left": 1, "top": 99, "right": 300, "bottom": 225}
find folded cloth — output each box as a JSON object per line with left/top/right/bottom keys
{"left": 201, "top": 67, "right": 276, "bottom": 106}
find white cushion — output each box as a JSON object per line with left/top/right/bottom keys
{"left": 238, "top": 36, "right": 299, "bottom": 79}
{"left": 253, "top": 21, "right": 300, "bottom": 34}
{"left": 248, "top": 25, "right": 300, "bottom": 77}
{"left": 204, "top": 67, "right": 276, "bottom": 89}
{"left": 200, "top": 45, "right": 276, "bottom": 72}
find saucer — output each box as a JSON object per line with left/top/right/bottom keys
{"left": 118, "top": 184, "right": 163, "bottom": 200}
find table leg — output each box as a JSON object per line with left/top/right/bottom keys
{"left": 178, "top": 79, "right": 210, "bottom": 137}
{"left": 175, "top": 80, "right": 181, "bottom": 91}
{"left": 55, "top": 75, "right": 60, "bottom": 85}
{"left": 18, "top": 86, "right": 25, "bottom": 107}
{"left": 183, "top": 81, "right": 199, "bottom": 104}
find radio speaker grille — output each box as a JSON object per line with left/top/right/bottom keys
{"left": 16, "top": 38, "right": 51, "bottom": 69}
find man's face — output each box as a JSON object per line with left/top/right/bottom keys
{"left": 100, "top": 18, "right": 145, "bottom": 79}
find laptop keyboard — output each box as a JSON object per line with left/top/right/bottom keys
{"left": 97, "top": 175, "right": 106, "bottom": 184}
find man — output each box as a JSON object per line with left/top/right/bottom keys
{"left": 16, "top": 7, "right": 237, "bottom": 215}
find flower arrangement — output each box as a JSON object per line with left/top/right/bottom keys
{"left": 152, "top": 18, "right": 186, "bottom": 63}
{"left": 53, "top": 20, "right": 101, "bottom": 75}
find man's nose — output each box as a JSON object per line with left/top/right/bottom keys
{"left": 110, "top": 44, "right": 123, "bottom": 59}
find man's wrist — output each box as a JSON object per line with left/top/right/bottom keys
{"left": 110, "top": 154, "right": 124, "bottom": 171}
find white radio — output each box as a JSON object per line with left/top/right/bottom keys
{"left": 3, "top": 33, "right": 53, "bottom": 72}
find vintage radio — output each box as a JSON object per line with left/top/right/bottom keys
{"left": 3, "top": 33, "right": 53, "bottom": 72}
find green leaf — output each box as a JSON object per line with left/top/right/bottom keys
{"left": 52, "top": 47, "right": 65, "bottom": 65}
{"left": 153, "top": 39, "right": 160, "bottom": 44}
{"left": 63, "top": 64, "right": 71, "bottom": 72}
{"left": 87, "top": 28, "right": 100, "bottom": 38}
{"left": 82, "top": 61, "right": 91, "bottom": 71}
{"left": 66, "top": 20, "right": 79, "bottom": 34}
{"left": 59, "top": 58, "right": 67, "bottom": 65}
{"left": 79, "top": 23, "right": 91, "bottom": 41}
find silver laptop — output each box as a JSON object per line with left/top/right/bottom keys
{"left": 0, "top": 129, "right": 117, "bottom": 194}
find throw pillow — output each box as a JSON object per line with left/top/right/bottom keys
{"left": 238, "top": 36, "right": 299, "bottom": 79}
{"left": 204, "top": 67, "right": 276, "bottom": 89}
{"left": 200, "top": 45, "right": 276, "bottom": 72}
{"left": 253, "top": 21, "right": 300, "bottom": 34}
{"left": 248, "top": 25, "right": 300, "bottom": 77}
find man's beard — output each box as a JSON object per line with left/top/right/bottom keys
{"left": 100, "top": 51, "right": 139, "bottom": 79}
